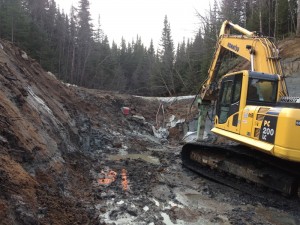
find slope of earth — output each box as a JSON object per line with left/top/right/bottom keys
{"left": 279, "top": 37, "right": 300, "bottom": 96}
{"left": 0, "top": 39, "right": 165, "bottom": 224}
{"left": 0, "top": 38, "right": 299, "bottom": 225}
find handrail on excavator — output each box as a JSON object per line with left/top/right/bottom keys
{"left": 219, "top": 20, "right": 255, "bottom": 37}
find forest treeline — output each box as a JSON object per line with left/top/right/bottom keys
{"left": 0, "top": 0, "right": 299, "bottom": 96}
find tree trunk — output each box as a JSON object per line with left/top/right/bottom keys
{"left": 297, "top": 0, "right": 300, "bottom": 35}
{"left": 269, "top": 0, "right": 271, "bottom": 36}
{"left": 274, "top": 0, "right": 278, "bottom": 38}
{"left": 79, "top": 45, "right": 91, "bottom": 86}
{"left": 70, "top": 45, "right": 76, "bottom": 84}
{"left": 259, "top": 2, "right": 263, "bottom": 34}
{"left": 11, "top": 15, "right": 14, "bottom": 43}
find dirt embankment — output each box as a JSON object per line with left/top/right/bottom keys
{"left": 279, "top": 37, "right": 300, "bottom": 96}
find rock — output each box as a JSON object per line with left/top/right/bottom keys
{"left": 47, "top": 71, "right": 56, "bottom": 78}
{"left": 127, "top": 209, "right": 138, "bottom": 217}
{"left": 107, "top": 190, "right": 116, "bottom": 198}
{"left": 12, "top": 196, "right": 38, "bottom": 225}
{"left": 38, "top": 207, "right": 48, "bottom": 215}
{"left": 130, "top": 115, "right": 146, "bottom": 123}
{"left": 109, "top": 210, "right": 119, "bottom": 220}
{"left": 0, "top": 135, "right": 8, "bottom": 145}
{"left": 143, "top": 206, "right": 149, "bottom": 212}
{"left": 151, "top": 185, "right": 172, "bottom": 201}
{"left": 100, "top": 207, "right": 107, "bottom": 213}
{"left": 21, "top": 51, "right": 28, "bottom": 60}
{"left": 100, "top": 192, "right": 108, "bottom": 199}
{"left": 112, "top": 141, "right": 122, "bottom": 148}
{"left": 152, "top": 126, "right": 169, "bottom": 139}
{"left": 116, "top": 200, "right": 124, "bottom": 205}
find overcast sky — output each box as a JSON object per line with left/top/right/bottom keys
{"left": 55, "top": 0, "right": 212, "bottom": 48}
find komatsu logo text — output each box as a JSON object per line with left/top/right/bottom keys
{"left": 227, "top": 43, "right": 239, "bottom": 52}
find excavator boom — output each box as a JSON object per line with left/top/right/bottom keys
{"left": 201, "top": 20, "right": 287, "bottom": 102}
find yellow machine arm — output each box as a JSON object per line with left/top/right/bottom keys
{"left": 200, "top": 20, "right": 288, "bottom": 101}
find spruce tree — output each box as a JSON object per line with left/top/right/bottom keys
{"left": 77, "top": 0, "right": 93, "bottom": 85}
{"left": 156, "top": 15, "right": 175, "bottom": 95}
{"left": 69, "top": 5, "right": 77, "bottom": 84}
{"left": 277, "top": 0, "right": 289, "bottom": 36}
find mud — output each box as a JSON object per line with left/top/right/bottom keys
{"left": 0, "top": 38, "right": 300, "bottom": 225}
{"left": 92, "top": 144, "right": 300, "bottom": 225}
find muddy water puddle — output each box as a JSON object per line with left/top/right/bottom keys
{"left": 161, "top": 212, "right": 213, "bottom": 225}
{"left": 175, "top": 188, "right": 233, "bottom": 211}
{"left": 108, "top": 154, "right": 160, "bottom": 165}
{"left": 255, "top": 207, "right": 300, "bottom": 225}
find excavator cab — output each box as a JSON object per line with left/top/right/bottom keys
{"left": 212, "top": 70, "right": 300, "bottom": 162}
{"left": 216, "top": 70, "right": 279, "bottom": 129}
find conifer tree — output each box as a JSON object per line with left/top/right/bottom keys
{"left": 277, "top": 0, "right": 289, "bottom": 36}
{"left": 69, "top": 5, "right": 77, "bottom": 84}
{"left": 77, "top": 0, "right": 93, "bottom": 85}
{"left": 156, "top": 15, "right": 175, "bottom": 95}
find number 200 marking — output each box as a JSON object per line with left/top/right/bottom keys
{"left": 262, "top": 127, "right": 274, "bottom": 140}
{"left": 263, "top": 127, "right": 274, "bottom": 135}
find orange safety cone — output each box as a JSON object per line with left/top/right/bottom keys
{"left": 121, "top": 168, "right": 129, "bottom": 191}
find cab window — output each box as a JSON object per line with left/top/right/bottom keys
{"left": 217, "top": 74, "right": 243, "bottom": 125}
{"left": 247, "top": 78, "right": 277, "bottom": 102}
{"left": 221, "top": 81, "right": 233, "bottom": 105}
{"left": 218, "top": 81, "right": 233, "bottom": 124}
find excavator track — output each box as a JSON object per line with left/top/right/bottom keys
{"left": 181, "top": 143, "right": 300, "bottom": 198}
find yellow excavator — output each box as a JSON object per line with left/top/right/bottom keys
{"left": 182, "top": 20, "right": 300, "bottom": 197}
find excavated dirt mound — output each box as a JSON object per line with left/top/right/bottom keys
{"left": 0, "top": 39, "right": 300, "bottom": 225}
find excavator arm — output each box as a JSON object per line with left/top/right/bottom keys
{"left": 195, "top": 20, "right": 289, "bottom": 140}
{"left": 200, "top": 20, "right": 287, "bottom": 102}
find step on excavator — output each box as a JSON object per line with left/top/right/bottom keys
{"left": 181, "top": 20, "right": 300, "bottom": 197}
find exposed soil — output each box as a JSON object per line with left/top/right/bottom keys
{"left": 278, "top": 37, "right": 300, "bottom": 59}
{"left": 0, "top": 38, "right": 300, "bottom": 225}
